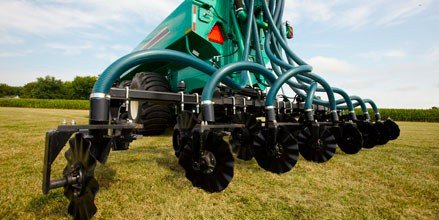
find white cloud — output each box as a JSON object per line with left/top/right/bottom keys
{"left": 0, "top": 32, "right": 24, "bottom": 45}
{"left": 283, "top": 0, "right": 435, "bottom": 29}
{"left": 46, "top": 43, "right": 92, "bottom": 55}
{"left": 284, "top": 1, "right": 335, "bottom": 23}
{"left": 425, "top": 47, "right": 439, "bottom": 61}
{"left": 358, "top": 49, "right": 407, "bottom": 59}
{"left": 309, "top": 43, "right": 336, "bottom": 49}
{"left": 375, "top": 0, "right": 433, "bottom": 26}
{"left": 0, "top": 50, "right": 32, "bottom": 58}
{"left": 95, "top": 44, "right": 132, "bottom": 62}
{"left": 392, "top": 85, "right": 419, "bottom": 92}
{"left": 337, "top": 5, "right": 372, "bottom": 29}
{"left": 307, "top": 56, "right": 356, "bottom": 75}
{"left": 384, "top": 50, "right": 407, "bottom": 58}
{"left": 0, "top": 0, "right": 183, "bottom": 37}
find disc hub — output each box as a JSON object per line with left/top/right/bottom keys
{"left": 193, "top": 151, "right": 216, "bottom": 174}
{"left": 64, "top": 162, "right": 86, "bottom": 197}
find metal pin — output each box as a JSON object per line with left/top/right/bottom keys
{"left": 179, "top": 91, "right": 185, "bottom": 112}
{"left": 195, "top": 93, "right": 200, "bottom": 114}
{"left": 231, "top": 97, "right": 236, "bottom": 115}
{"left": 242, "top": 97, "right": 247, "bottom": 113}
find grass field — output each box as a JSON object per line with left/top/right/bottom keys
{"left": 0, "top": 107, "right": 438, "bottom": 219}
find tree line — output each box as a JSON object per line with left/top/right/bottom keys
{"left": 0, "top": 75, "right": 97, "bottom": 100}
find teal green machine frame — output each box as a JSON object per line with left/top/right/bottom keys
{"left": 120, "top": 0, "right": 269, "bottom": 93}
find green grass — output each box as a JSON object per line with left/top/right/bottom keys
{"left": 0, "top": 107, "right": 438, "bottom": 219}
{"left": 0, "top": 98, "right": 89, "bottom": 110}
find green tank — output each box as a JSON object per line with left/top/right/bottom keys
{"left": 121, "top": 0, "right": 269, "bottom": 93}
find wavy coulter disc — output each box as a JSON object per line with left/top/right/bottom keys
{"left": 298, "top": 124, "right": 337, "bottom": 163}
{"left": 179, "top": 130, "right": 234, "bottom": 193}
{"left": 230, "top": 128, "right": 254, "bottom": 160}
{"left": 229, "top": 113, "right": 259, "bottom": 161}
{"left": 252, "top": 126, "right": 299, "bottom": 174}
{"left": 63, "top": 133, "right": 99, "bottom": 220}
{"left": 337, "top": 123, "right": 364, "bottom": 155}
{"left": 173, "top": 111, "right": 198, "bottom": 157}
{"left": 374, "top": 121, "right": 390, "bottom": 145}
{"left": 384, "top": 119, "right": 400, "bottom": 140}
{"left": 357, "top": 121, "right": 378, "bottom": 149}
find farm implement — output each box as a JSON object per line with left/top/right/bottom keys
{"left": 42, "top": 0, "right": 400, "bottom": 219}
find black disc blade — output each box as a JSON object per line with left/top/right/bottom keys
{"left": 229, "top": 113, "right": 259, "bottom": 161}
{"left": 179, "top": 130, "right": 234, "bottom": 193}
{"left": 177, "top": 111, "right": 198, "bottom": 130}
{"left": 253, "top": 126, "right": 299, "bottom": 174}
{"left": 337, "top": 123, "right": 363, "bottom": 155}
{"left": 173, "top": 111, "right": 198, "bottom": 157}
{"left": 64, "top": 133, "right": 99, "bottom": 220}
{"left": 297, "top": 125, "right": 337, "bottom": 163}
{"left": 243, "top": 113, "right": 260, "bottom": 133}
{"left": 374, "top": 121, "right": 390, "bottom": 145}
{"left": 384, "top": 119, "right": 400, "bottom": 140}
{"left": 357, "top": 121, "right": 378, "bottom": 149}
{"left": 65, "top": 177, "right": 99, "bottom": 220}
{"left": 230, "top": 128, "right": 254, "bottom": 161}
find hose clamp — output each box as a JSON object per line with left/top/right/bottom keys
{"left": 201, "top": 100, "right": 214, "bottom": 105}
{"left": 90, "top": 92, "right": 107, "bottom": 99}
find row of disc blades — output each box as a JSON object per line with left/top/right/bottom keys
{"left": 61, "top": 111, "right": 400, "bottom": 219}
{"left": 172, "top": 111, "right": 400, "bottom": 194}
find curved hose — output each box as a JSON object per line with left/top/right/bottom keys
{"left": 261, "top": 0, "right": 307, "bottom": 65}
{"left": 92, "top": 49, "right": 242, "bottom": 95}
{"left": 201, "top": 61, "right": 278, "bottom": 122}
{"left": 202, "top": 61, "right": 277, "bottom": 102}
{"left": 240, "top": 0, "right": 255, "bottom": 86}
{"left": 305, "top": 83, "right": 318, "bottom": 110}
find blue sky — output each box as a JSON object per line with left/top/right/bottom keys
{"left": 0, "top": 0, "right": 438, "bottom": 108}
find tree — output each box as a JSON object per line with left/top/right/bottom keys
{"left": 21, "top": 82, "right": 37, "bottom": 98}
{"left": 70, "top": 76, "right": 97, "bottom": 100}
{"left": 0, "top": 83, "right": 21, "bottom": 97}
{"left": 4, "top": 75, "right": 97, "bottom": 99}
{"left": 62, "top": 81, "right": 74, "bottom": 100}
{"left": 30, "top": 76, "right": 65, "bottom": 99}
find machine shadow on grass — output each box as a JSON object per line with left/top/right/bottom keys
{"left": 27, "top": 191, "right": 69, "bottom": 219}
{"left": 95, "top": 164, "right": 117, "bottom": 190}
